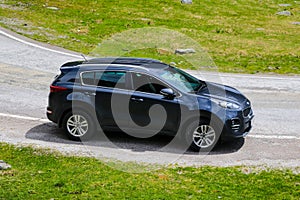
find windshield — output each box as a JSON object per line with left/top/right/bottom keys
{"left": 156, "top": 66, "right": 204, "bottom": 93}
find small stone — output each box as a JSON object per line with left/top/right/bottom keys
{"left": 0, "top": 160, "right": 11, "bottom": 170}
{"left": 292, "top": 22, "right": 300, "bottom": 25}
{"left": 256, "top": 28, "right": 265, "bottom": 31}
{"left": 58, "top": 35, "right": 68, "bottom": 39}
{"left": 175, "top": 48, "right": 196, "bottom": 54}
{"left": 170, "top": 62, "right": 177, "bottom": 66}
{"left": 46, "top": 6, "right": 59, "bottom": 10}
{"left": 181, "top": 0, "right": 192, "bottom": 4}
{"left": 140, "top": 18, "right": 150, "bottom": 21}
{"left": 278, "top": 4, "right": 292, "bottom": 7}
{"left": 276, "top": 11, "right": 292, "bottom": 16}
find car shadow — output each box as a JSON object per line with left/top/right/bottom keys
{"left": 25, "top": 122, "right": 245, "bottom": 155}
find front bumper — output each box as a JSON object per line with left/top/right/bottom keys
{"left": 221, "top": 107, "right": 254, "bottom": 140}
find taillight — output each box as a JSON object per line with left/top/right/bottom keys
{"left": 50, "top": 85, "right": 68, "bottom": 93}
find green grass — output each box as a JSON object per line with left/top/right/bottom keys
{"left": 0, "top": 143, "right": 299, "bottom": 199}
{"left": 0, "top": 0, "right": 300, "bottom": 74}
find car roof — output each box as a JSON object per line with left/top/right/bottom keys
{"left": 61, "top": 57, "right": 170, "bottom": 72}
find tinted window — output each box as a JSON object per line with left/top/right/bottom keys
{"left": 81, "top": 71, "right": 95, "bottom": 85}
{"left": 82, "top": 71, "right": 126, "bottom": 89}
{"left": 132, "top": 73, "right": 167, "bottom": 94}
{"left": 156, "top": 66, "right": 203, "bottom": 93}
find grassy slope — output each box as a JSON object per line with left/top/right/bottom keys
{"left": 0, "top": 143, "right": 299, "bottom": 199}
{"left": 0, "top": 0, "right": 299, "bottom": 74}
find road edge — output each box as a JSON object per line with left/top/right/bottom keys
{"left": 0, "top": 26, "right": 82, "bottom": 58}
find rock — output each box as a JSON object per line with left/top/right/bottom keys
{"left": 278, "top": 4, "right": 292, "bottom": 7}
{"left": 0, "top": 160, "right": 11, "bottom": 170}
{"left": 256, "top": 28, "right": 265, "bottom": 31}
{"left": 140, "top": 18, "right": 150, "bottom": 21}
{"left": 175, "top": 48, "right": 196, "bottom": 54}
{"left": 292, "top": 22, "right": 300, "bottom": 25}
{"left": 46, "top": 6, "right": 59, "bottom": 10}
{"left": 170, "top": 62, "right": 177, "bottom": 66}
{"left": 276, "top": 11, "right": 292, "bottom": 16}
{"left": 181, "top": 0, "right": 192, "bottom": 4}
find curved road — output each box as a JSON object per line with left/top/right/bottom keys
{"left": 0, "top": 27, "right": 299, "bottom": 170}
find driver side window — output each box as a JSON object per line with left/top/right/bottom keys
{"left": 131, "top": 73, "right": 167, "bottom": 94}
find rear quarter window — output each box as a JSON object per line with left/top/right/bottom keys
{"left": 81, "top": 71, "right": 95, "bottom": 85}
{"left": 81, "top": 71, "right": 126, "bottom": 89}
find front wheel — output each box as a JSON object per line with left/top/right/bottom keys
{"left": 184, "top": 119, "right": 221, "bottom": 152}
{"left": 62, "top": 111, "right": 95, "bottom": 141}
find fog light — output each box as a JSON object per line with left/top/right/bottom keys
{"left": 231, "top": 118, "right": 240, "bottom": 131}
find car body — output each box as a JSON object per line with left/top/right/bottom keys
{"left": 47, "top": 57, "right": 254, "bottom": 151}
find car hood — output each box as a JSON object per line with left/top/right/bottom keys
{"left": 198, "top": 81, "right": 247, "bottom": 104}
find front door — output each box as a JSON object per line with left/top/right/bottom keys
{"left": 128, "top": 72, "right": 181, "bottom": 135}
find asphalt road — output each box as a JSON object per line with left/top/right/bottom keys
{"left": 0, "top": 27, "right": 299, "bottom": 171}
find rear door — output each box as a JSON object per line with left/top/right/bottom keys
{"left": 81, "top": 70, "right": 130, "bottom": 129}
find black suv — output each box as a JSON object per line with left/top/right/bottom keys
{"left": 47, "top": 57, "right": 254, "bottom": 151}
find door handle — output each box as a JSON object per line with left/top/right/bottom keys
{"left": 131, "top": 97, "right": 144, "bottom": 102}
{"left": 84, "top": 92, "right": 96, "bottom": 96}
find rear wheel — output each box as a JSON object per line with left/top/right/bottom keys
{"left": 62, "top": 111, "right": 95, "bottom": 141}
{"left": 184, "top": 119, "right": 221, "bottom": 152}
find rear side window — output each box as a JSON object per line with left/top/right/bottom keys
{"left": 81, "top": 71, "right": 126, "bottom": 89}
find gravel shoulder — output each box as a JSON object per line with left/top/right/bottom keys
{"left": 1, "top": 115, "right": 300, "bottom": 170}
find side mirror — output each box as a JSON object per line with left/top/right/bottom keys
{"left": 160, "top": 88, "right": 176, "bottom": 99}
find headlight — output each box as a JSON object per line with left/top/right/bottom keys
{"left": 219, "top": 101, "right": 240, "bottom": 109}
{"left": 212, "top": 99, "right": 240, "bottom": 110}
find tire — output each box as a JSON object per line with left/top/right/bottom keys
{"left": 184, "top": 119, "right": 221, "bottom": 152}
{"left": 62, "top": 111, "right": 95, "bottom": 141}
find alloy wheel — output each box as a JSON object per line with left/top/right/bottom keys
{"left": 192, "top": 125, "right": 216, "bottom": 149}
{"left": 66, "top": 114, "right": 89, "bottom": 137}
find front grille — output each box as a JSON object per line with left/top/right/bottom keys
{"left": 243, "top": 107, "right": 252, "bottom": 117}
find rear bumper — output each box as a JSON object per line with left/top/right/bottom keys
{"left": 46, "top": 106, "right": 57, "bottom": 123}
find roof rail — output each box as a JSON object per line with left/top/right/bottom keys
{"left": 84, "top": 57, "right": 162, "bottom": 65}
